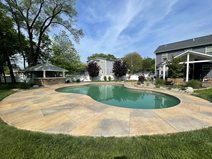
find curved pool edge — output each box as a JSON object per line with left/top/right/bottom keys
{"left": 0, "top": 82, "right": 211, "bottom": 137}
{"left": 55, "top": 83, "right": 181, "bottom": 110}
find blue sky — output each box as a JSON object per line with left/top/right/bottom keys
{"left": 73, "top": 0, "right": 212, "bottom": 62}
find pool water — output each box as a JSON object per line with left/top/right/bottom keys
{"left": 56, "top": 84, "right": 180, "bottom": 109}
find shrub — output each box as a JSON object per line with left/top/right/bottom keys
{"left": 87, "top": 61, "right": 100, "bottom": 79}
{"left": 156, "top": 84, "right": 160, "bottom": 88}
{"left": 65, "top": 79, "right": 70, "bottom": 83}
{"left": 167, "top": 58, "right": 184, "bottom": 78}
{"left": 155, "top": 79, "right": 165, "bottom": 86}
{"left": 76, "top": 79, "right": 81, "bottom": 83}
{"left": 112, "top": 60, "right": 128, "bottom": 79}
{"left": 108, "top": 76, "right": 111, "bottom": 81}
{"left": 18, "top": 83, "right": 32, "bottom": 89}
{"left": 0, "top": 83, "right": 32, "bottom": 90}
{"left": 138, "top": 75, "right": 145, "bottom": 84}
{"left": 186, "top": 80, "right": 202, "bottom": 89}
{"left": 104, "top": 76, "right": 107, "bottom": 81}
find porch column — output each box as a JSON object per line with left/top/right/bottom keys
{"left": 62, "top": 71, "right": 65, "bottom": 77}
{"left": 43, "top": 70, "right": 46, "bottom": 78}
{"left": 186, "top": 53, "right": 190, "bottom": 82}
{"left": 163, "top": 64, "right": 166, "bottom": 80}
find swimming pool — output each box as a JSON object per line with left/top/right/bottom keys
{"left": 56, "top": 84, "right": 180, "bottom": 109}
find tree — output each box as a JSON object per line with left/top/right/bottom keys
{"left": 123, "top": 52, "right": 142, "bottom": 74}
{"left": 87, "top": 53, "right": 116, "bottom": 62}
{"left": 0, "top": 9, "right": 22, "bottom": 83}
{"left": 142, "top": 57, "right": 155, "bottom": 73}
{"left": 87, "top": 62, "right": 100, "bottom": 79}
{"left": 113, "top": 60, "right": 128, "bottom": 79}
{"left": 167, "top": 58, "right": 184, "bottom": 78}
{"left": 50, "top": 31, "right": 85, "bottom": 74}
{"left": 3, "top": 0, "right": 83, "bottom": 66}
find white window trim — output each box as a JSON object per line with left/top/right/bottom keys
{"left": 202, "top": 64, "right": 211, "bottom": 71}
{"left": 206, "top": 46, "right": 212, "bottom": 54}
{"left": 161, "top": 53, "right": 168, "bottom": 62}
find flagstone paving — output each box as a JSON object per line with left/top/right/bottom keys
{"left": 0, "top": 82, "right": 211, "bottom": 137}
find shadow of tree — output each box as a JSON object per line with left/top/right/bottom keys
{"left": 114, "top": 155, "right": 127, "bottom": 159}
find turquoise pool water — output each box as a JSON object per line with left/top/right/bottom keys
{"left": 56, "top": 84, "right": 180, "bottom": 109}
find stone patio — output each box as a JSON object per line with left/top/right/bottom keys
{"left": 0, "top": 82, "right": 211, "bottom": 137}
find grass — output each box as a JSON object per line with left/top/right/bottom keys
{"left": 194, "top": 88, "right": 212, "bottom": 102}
{"left": 0, "top": 88, "right": 212, "bottom": 158}
{"left": 0, "top": 89, "right": 14, "bottom": 101}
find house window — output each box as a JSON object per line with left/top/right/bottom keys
{"left": 202, "top": 64, "right": 211, "bottom": 71}
{"left": 161, "top": 53, "right": 168, "bottom": 62}
{"left": 206, "top": 46, "right": 212, "bottom": 55}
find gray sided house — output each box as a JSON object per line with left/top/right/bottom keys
{"left": 155, "top": 34, "right": 212, "bottom": 82}
{"left": 88, "top": 58, "right": 115, "bottom": 80}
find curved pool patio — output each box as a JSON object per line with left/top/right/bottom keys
{"left": 0, "top": 82, "right": 212, "bottom": 137}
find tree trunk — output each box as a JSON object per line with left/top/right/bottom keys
{"left": 5, "top": 52, "right": 16, "bottom": 83}
{"left": 17, "top": 22, "right": 26, "bottom": 69}
{"left": 22, "top": 53, "right": 26, "bottom": 69}
{"left": 28, "top": 31, "right": 36, "bottom": 67}
{"left": 2, "top": 70, "right": 7, "bottom": 84}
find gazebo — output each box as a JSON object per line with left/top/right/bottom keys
{"left": 25, "top": 63, "right": 68, "bottom": 85}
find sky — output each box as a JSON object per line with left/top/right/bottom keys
{"left": 70, "top": 0, "right": 212, "bottom": 62}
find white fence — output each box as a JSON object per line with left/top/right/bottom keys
{"left": 65, "top": 73, "right": 151, "bottom": 82}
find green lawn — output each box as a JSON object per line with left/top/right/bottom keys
{"left": 0, "top": 88, "right": 212, "bottom": 159}
{"left": 0, "top": 89, "right": 14, "bottom": 101}
{"left": 194, "top": 88, "right": 212, "bottom": 102}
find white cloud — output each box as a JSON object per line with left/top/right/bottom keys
{"left": 75, "top": 0, "right": 212, "bottom": 62}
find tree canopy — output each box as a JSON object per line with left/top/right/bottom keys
{"left": 87, "top": 61, "right": 100, "bottom": 79}
{"left": 123, "top": 52, "right": 142, "bottom": 74}
{"left": 113, "top": 60, "right": 128, "bottom": 78}
{"left": 167, "top": 58, "right": 184, "bottom": 78}
{"left": 50, "top": 31, "right": 85, "bottom": 74}
{"left": 2, "top": 0, "right": 83, "bottom": 66}
{"left": 142, "top": 57, "right": 155, "bottom": 73}
{"left": 87, "top": 53, "right": 116, "bottom": 62}
{"left": 0, "top": 9, "right": 25, "bottom": 83}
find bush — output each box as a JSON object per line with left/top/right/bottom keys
{"left": 18, "top": 83, "right": 32, "bottom": 89}
{"left": 65, "top": 79, "right": 70, "bottom": 83}
{"left": 76, "top": 79, "right": 81, "bottom": 83}
{"left": 186, "top": 80, "right": 202, "bottom": 89}
{"left": 138, "top": 75, "right": 145, "bottom": 84}
{"left": 108, "top": 76, "right": 111, "bottom": 81}
{"left": 104, "top": 76, "right": 107, "bottom": 81}
{"left": 0, "top": 83, "right": 32, "bottom": 90}
{"left": 155, "top": 79, "right": 165, "bottom": 86}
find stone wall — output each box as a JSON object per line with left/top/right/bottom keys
{"left": 34, "top": 78, "right": 65, "bottom": 86}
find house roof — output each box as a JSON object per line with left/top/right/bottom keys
{"left": 174, "top": 50, "right": 212, "bottom": 59}
{"left": 87, "top": 57, "right": 116, "bottom": 63}
{"left": 155, "top": 34, "right": 212, "bottom": 54}
{"left": 25, "top": 63, "right": 68, "bottom": 72}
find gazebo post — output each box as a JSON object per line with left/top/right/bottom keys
{"left": 62, "top": 71, "right": 65, "bottom": 77}
{"left": 43, "top": 70, "right": 46, "bottom": 78}
{"left": 186, "top": 53, "right": 190, "bottom": 82}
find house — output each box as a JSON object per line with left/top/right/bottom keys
{"left": 25, "top": 63, "right": 68, "bottom": 85}
{"left": 0, "top": 69, "right": 26, "bottom": 83}
{"left": 155, "top": 34, "right": 212, "bottom": 82}
{"left": 88, "top": 58, "right": 115, "bottom": 80}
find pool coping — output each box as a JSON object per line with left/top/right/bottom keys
{"left": 0, "top": 82, "right": 211, "bottom": 137}
{"left": 55, "top": 83, "right": 181, "bottom": 110}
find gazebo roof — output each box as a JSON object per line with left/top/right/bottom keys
{"left": 25, "top": 63, "right": 68, "bottom": 72}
